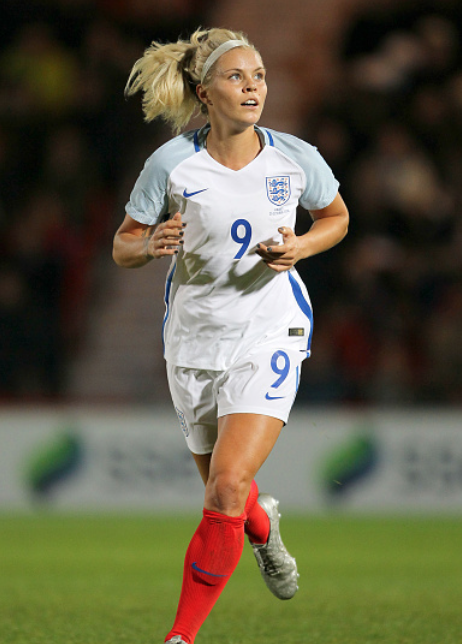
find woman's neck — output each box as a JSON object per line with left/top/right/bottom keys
{"left": 205, "top": 125, "right": 262, "bottom": 171}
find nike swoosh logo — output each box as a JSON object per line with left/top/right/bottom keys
{"left": 183, "top": 188, "right": 208, "bottom": 198}
{"left": 192, "top": 562, "right": 228, "bottom": 577}
{"left": 265, "top": 393, "right": 285, "bottom": 400}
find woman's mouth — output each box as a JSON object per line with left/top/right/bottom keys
{"left": 241, "top": 99, "right": 258, "bottom": 107}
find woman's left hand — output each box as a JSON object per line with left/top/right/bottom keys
{"left": 256, "top": 227, "right": 302, "bottom": 272}
{"left": 256, "top": 192, "right": 350, "bottom": 272}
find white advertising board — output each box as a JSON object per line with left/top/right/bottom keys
{"left": 0, "top": 406, "right": 461, "bottom": 513}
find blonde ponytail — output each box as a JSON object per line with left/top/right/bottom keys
{"left": 125, "top": 27, "right": 254, "bottom": 134}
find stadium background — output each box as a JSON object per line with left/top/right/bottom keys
{"left": 1, "top": 3, "right": 462, "bottom": 644}
{"left": 0, "top": 0, "right": 461, "bottom": 512}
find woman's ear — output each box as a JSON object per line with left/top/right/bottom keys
{"left": 196, "top": 84, "right": 212, "bottom": 106}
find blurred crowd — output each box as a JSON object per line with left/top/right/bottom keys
{"left": 299, "top": 3, "right": 462, "bottom": 405}
{"left": 0, "top": 0, "right": 208, "bottom": 396}
{"left": 0, "top": 0, "right": 461, "bottom": 405}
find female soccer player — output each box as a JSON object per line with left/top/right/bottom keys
{"left": 113, "top": 27, "right": 349, "bottom": 644}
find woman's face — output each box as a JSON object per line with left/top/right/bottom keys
{"left": 199, "top": 47, "right": 267, "bottom": 132}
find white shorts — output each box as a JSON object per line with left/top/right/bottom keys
{"left": 166, "top": 344, "right": 306, "bottom": 455}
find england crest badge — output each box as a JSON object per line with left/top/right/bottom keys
{"left": 266, "top": 176, "right": 291, "bottom": 206}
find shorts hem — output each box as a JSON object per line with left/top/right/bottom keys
{"left": 188, "top": 444, "right": 215, "bottom": 456}
{"left": 217, "top": 406, "right": 290, "bottom": 424}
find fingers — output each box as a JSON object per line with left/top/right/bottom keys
{"left": 255, "top": 245, "right": 295, "bottom": 272}
{"left": 164, "top": 211, "right": 184, "bottom": 232}
{"left": 256, "top": 227, "right": 298, "bottom": 272}
{"left": 264, "top": 263, "right": 290, "bottom": 273}
{"left": 149, "top": 212, "right": 185, "bottom": 259}
{"left": 256, "top": 241, "right": 294, "bottom": 261}
{"left": 256, "top": 227, "right": 295, "bottom": 255}
{"left": 278, "top": 226, "right": 293, "bottom": 239}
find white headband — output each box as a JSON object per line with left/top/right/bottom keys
{"left": 200, "top": 40, "right": 245, "bottom": 83}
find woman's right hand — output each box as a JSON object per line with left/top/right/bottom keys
{"left": 146, "top": 212, "right": 184, "bottom": 259}
{"left": 113, "top": 212, "right": 184, "bottom": 268}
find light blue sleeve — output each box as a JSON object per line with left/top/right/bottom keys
{"left": 268, "top": 130, "right": 339, "bottom": 210}
{"left": 125, "top": 131, "right": 197, "bottom": 225}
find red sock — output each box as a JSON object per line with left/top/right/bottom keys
{"left": 244, "top": 479, "right": 259, "bottom": 517}
{"left": 165, "top": 509, "right": 245, "bottom": 644}
{"left": 244, "top": 480, "right": 270, "bottom": 545}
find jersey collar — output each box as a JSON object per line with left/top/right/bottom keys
{"left": 193, "top": 124, "right": 272, "bottom": 152}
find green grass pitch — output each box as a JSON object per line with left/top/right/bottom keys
{"left": 1, "top": 514, "right": 461, "bottom": 644}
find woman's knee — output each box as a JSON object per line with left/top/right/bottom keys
{"left": 204, "top": 470, "right": 251, "bottom": 516}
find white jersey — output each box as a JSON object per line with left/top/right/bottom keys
{"left": 126, "top": 125, "right": 339, "bottom": 370}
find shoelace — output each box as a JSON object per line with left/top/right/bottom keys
{"left": 254, "top": 542, "right": 286, "bottom": 576}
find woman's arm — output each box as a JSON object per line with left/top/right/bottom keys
{"left": 113, "top": 212, "right": 184, "bottom": 268}
{"left": 256, "top": 192, "right": 349, "bottom": 272}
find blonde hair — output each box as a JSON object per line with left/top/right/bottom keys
{"left": 125, "top": 27, "right": 256, "bottom": 133}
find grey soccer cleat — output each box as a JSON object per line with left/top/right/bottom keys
{"left": 250, "top": 493, "right": 299, "bottom": 600}
{"left": 165, "top": 637, "right": 188, "bottom": 644}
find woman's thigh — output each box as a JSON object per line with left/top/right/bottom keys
{"left": 204, "top": 413, "right": 283, "bottom": 514}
